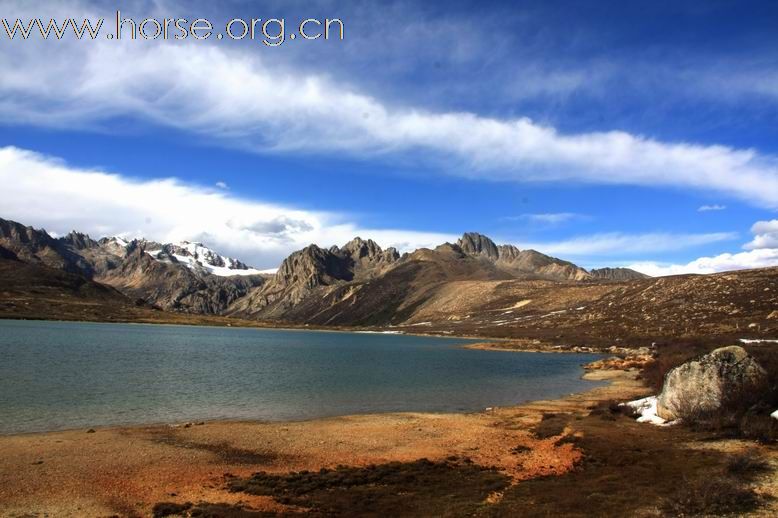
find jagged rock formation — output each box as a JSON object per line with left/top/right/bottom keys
{"left": 229, "top": 238, "right": 399, "bottom": 319}
{"left": 590, "top": 267, "right": 649, "bottom": 281}
{"left": 0, "top": 219, "right": 94, "bottom": 275}
{"left": 656, "top": 346, "right": 768, "bottom": 421}
{"left": 457, "top": 232, "right": 590, "bottom": 281}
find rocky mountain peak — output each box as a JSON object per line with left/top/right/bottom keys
{"left": 455, "top": 231, "right": 592, "bottom": 281}
{"left": 275, "top": 244, "right": 351, "bottom": 288}
{"left": 342, "top": 237, "right": 400, "bottom": 268}
{"left": 0, "top": 218, "right": 54, "bottom": 247}
{"left": 342, "top": 237, "right": 380, "bottom": 257}
{"left": 457, "top": 232, "right": 500, "bottom": 260}
{"left": 61, "top": 231, "right": 98, "bottom": 250}
{"left": 139, "top": 240, "right": 258, "bottom": 276}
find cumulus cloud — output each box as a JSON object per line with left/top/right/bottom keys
{"left": 0, "top": 146, "right": 455, "bottom": 267}
{"left": 1, "top": 145, "right": 747, "bottom": 271}
{"left": 629, "top": 220, "right": 778, "bottom": 275}
{"left": 744, "top": 219, "right": 778, "bottom": 250}
{"left": 628, "top": 249, "right": 778, "bottom": 276}
{"left": 0, "top": 6, "right": 777, "bottom": 207}
{"left": 214, "top": 181, "right": 228, "bottom": 190}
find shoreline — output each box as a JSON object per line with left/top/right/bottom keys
{"left": 0, "top": 351, "right": 608, "bottom": 439}
{"left": 5, "top": 356, "right": 773, "bottom": 517}
{"left": 0, "top": 362, "right": 646, "bottom": 516}
{"left": 0, "top": 315, "right": 511, "bottom": 343}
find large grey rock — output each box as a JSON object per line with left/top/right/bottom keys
{"left": 657, "top": 346, "right": 768, "bottom": 421}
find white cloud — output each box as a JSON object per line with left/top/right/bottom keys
{"left": 0, "top": 146, "right": 455, "bottom": 268}
{"left": 215, "top": 181, "right": 228, "bottom": 190}
{"left": 698, "top": 204, "right": 726, "bottom": 212}
{"left": 744, "top": 219, "right": 778, "bottom": 250}
{"left": 518, "top": 231, "right": 738, "bottom": 257}
{"left": 1, "top": 13, "right": 778, "bottom": 207}
{"left": 629, "top": 219, "right": 778, "bottom": 275}
{"left": 629, "top": 249, "right": 778, "bottom": 276}
{"left": 1, "top": 145, "right": 768, "bottom": 275}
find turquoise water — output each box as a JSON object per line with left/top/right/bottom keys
{"left": 0, "top": 320, "right": 603, "bottom": 434}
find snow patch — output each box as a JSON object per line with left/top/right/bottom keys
{"left": 145, "top": 241, "right": 263, "bottom": 277}
{"left": 739, "top": 338, "right": 778, "bottom": 344}
{"left": 623, "top": 396, "right": 673, "bottom": 426}
{"left": 772, "top": 409, "right": 778, "bottom": 421}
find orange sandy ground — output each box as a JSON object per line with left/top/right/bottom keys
{"left": 0, "top": 369, "right": 644, "bottom": 517}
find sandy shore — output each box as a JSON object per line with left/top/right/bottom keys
{"left": 2, "top": 359, "right": 775, "bottom": 517}
{"left": 0, "top": 365, "right": 647, "bottom": 517}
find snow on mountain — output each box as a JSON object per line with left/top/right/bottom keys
{"left": 145, "top": 241, "right": 263, "bottom": 277}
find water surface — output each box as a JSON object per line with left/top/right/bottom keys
{"left": 0, "top": 320, "right": 603, "bottom": 434}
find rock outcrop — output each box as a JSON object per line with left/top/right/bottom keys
{"left": 656, "top": 346, "right": 768, "bottom": 421}
{"left": 229, "top": 238, "right": 400, "bottom": 318}
{"left": 457, "top": 232, "right": 590, "bottom": 281}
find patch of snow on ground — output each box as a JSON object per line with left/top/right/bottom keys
{"left": 623, "top": 396, "right": 673, "bottom": 426}
{"left": 772, "top": 409, "right": 778, "bottom": 421}
{"left": 740, "top": 338, "right": 778, "bottom": 344}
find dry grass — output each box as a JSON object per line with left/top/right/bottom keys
{"left": 660, "top": 476, "right": 762, "bottom": 517}
{"left": 227, "top": 458, "right": 509, "bottom": 516}
{"left": 726, "top": 451, "right": 772, "bottom": 480}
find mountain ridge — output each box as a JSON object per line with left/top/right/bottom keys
{"left": 1, "top": 216, "right": 775, "bottom": 346}
{"left": 0, "top": 217, "right": 647, "bottom": 319}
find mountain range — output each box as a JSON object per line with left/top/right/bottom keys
{"left": 2, "top": 215, "right": 775, "bottom": 345}
{"left": 0, "top": 217, "right": 644, "bottom": 315}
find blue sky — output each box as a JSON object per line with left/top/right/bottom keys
{"left": 0, "top": 0, "right": 777, "bottom": 273}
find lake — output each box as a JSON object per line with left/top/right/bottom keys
{"left": 0, "top": 320, "right": 603, "bottom": 434}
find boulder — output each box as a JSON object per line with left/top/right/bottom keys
{"left": 656, "top": 346, "right": 768, "bottom": 421}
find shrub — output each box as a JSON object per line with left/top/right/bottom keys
{"left": 726, "top": 451, "right": 772, "bottom": 479}
{"left": 661, "top": 477, "right": 761, "bottom": 517}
